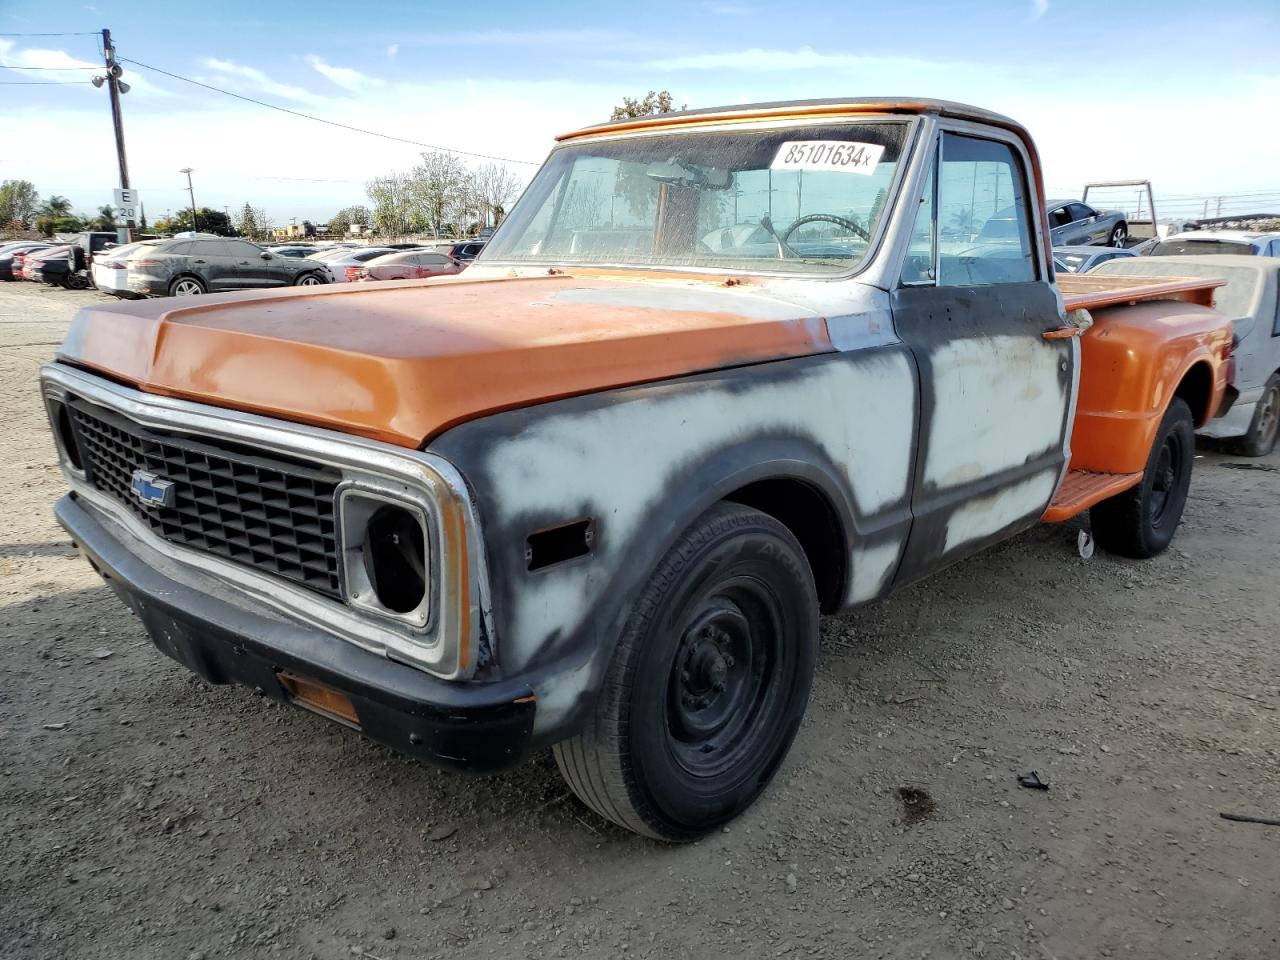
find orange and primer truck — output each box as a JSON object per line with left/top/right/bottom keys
{"left": 42, "top": 98, "right": 1232, "bottom": 840}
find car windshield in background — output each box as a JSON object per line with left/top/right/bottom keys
{"left": 1151, "top": 239, "right": 1255, "bottom": 256}
{"left": 1057, "top": 253, "right": 1089, "bottom": 271}
{"left": 484, "top": 121, "right": 911, "bottom": 274}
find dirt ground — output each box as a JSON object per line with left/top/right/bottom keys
{"left": 1, "top": 281, "right": 1277, "bottom": 960}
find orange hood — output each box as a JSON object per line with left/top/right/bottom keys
{"left": 57, "top": 273, "right": 834, "bottom": 447}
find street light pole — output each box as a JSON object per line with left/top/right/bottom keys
{"left": 101, "top": 28, "right": 133, "bottom": 243}
{"left": 180, "top": 168, "right": 198, "bottom": 231}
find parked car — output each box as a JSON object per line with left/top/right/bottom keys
{"left": 1045, "top": 199, "right": 1129, "bottom": 247}
{"left": 432, "top": 240, "right": 486, "bottom": 263}
{"left": 34, "top": 247, "right": 91, "bottom": 289}
{"left": 126, "top": 236, "right": 329, "bottom": 296}
{"left": 267, "top": 245, "right": 321, "bottom": 258}
{"left": 23, "top": 245, "right": 69, "bottom": 282}
{"left": 1145, "top": 230, "right": 1280, "bottom": 258}
{"left": 314, "top": 246, "right": 399, "bottom": 283}
{"left": 357, "top": 250, "right": 464, "bottom": 281}
{"left": 1053, "top": 245, "right": 1137, "bottom": 273}
{"left": 0, "top": 241, "right": 54, "bottom": 281}
{"left": 43, "top": 96, "right": 1233, "bottom": 841}
{"left": 1093, "top": 254, "right": 1280, "bottom": 455}
{"left": 92, "top": 240, "right": 162, "bottom": 298}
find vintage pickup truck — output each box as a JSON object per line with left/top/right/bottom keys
{"left": 42, "top": 98, "right": 1232, "bottom": 841}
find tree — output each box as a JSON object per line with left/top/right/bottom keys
{"left": 409, "top": 150, "right": 469, "bottom": 237}
{"left": 366, "top": 172, "right": 414, "bottom": 237}
{"left": 467, "top": 163, "right": 523, "bottom": 231}
{"left": 165, "top": 207, "right": 234, "bottom": 236}
{"left": 329, "top": 205, "right": 372, "bottom": 236}
{"left": 610, "top": 90, "right": 684, "bottom": 120}
{"left": 139, "top": 203, "right": 148, "bottom": 231}
{"left": 89, "top": 204, "right": 117, "bottom": 231}
{"left": 0, "top": 180, "right": 40, "bottom": 228}
{"left": 35, "top": 196, "right": 81, "bottom": 236}
{"left": 233, "top": 203, "right": 271, "bottom": 240}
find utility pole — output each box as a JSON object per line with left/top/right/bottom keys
{"left": 101, "top": 28, "right": 133, "bottom": 243}
{"left": 180, "top": 168, "right": 198, "bottom": 231}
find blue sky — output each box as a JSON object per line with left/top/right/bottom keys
{"left": 3, "top": 0, "right": 1278, "bottom": 224}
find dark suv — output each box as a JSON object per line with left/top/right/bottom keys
{"left": 128, "top": 236, "right": 328, "bottom": 297}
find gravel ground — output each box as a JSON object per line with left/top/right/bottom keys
{"left": 1, "top": 281, "right": 1277, "bottom": 960}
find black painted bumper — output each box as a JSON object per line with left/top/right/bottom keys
{"left": 55, "top": 493, "right": 536, "bottom": 773}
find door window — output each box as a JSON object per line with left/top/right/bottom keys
{"left": 941, "top": 133, "right": 1036, "bottom": 286}
{"left": 902, "top": 158, "right": 936, "bottom": 285}
{"left": 191, "top": 239, "right": 230, "bottom": 257}
{"left": 225, "top": 240, "right": 263, "bottom": 258}
{"left": 1049, "top": 206, "right": 1072, "bottom": 229}
{"left": 1067, "top": 203, "right": 1094, "bottom": 223}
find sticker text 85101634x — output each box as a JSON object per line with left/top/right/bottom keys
{"left": 770, "top": 141, "right": 886, "bottom": 175}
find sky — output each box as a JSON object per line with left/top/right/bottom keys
{"left": 2, "top": 0, "right": 1278, "bottom": 226}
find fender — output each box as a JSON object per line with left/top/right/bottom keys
{"left": 428, "top": 348, "right": 919, "bottom": 745}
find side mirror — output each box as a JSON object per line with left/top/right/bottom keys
{"left": 260, "top": 251, "right": 272, "bottom": 260}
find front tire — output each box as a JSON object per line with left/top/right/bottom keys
{"left": 1229, "top": 374, "right": 1280, "bottom": 457}
{"left": 1092, "top": 398, "right": 1194, "bottom": 558}
{"left": 554, "top": 502, "right": 819, "bottom": 841}
{"left": 294, "top": 272, "right": 325, "bottom": 286}
{"left": 1110, "top": 223, "right": 1128, "bottom": 247}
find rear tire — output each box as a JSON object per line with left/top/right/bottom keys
{"left": 554, "top": 502, "right": 819, "bottom": 841}
{"left": 1110, "top": 223, "right": 1128, "bottom": 248}
{"left": 1229, "top": 374, "right": 1280, "bottom": 457}
{"left": 169, "top": 276, "right": 206, "bottom": 297}
{"left": 1092, "top": 398, "right": 1194, "bottom": 558}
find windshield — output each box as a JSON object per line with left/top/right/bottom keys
{"left": 484, "top": 120, "right": 911, "bottom": 274}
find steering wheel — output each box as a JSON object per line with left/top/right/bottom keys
{"left": 781, "top": 213, "right": 869, "bottom": 244}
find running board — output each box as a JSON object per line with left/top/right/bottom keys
{"left": 1042, "top": 469, "right": 1144, "bottom": 523}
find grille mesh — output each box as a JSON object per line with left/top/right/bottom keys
{"left": 66, "top": 397, "right": 343, "bottom": 597}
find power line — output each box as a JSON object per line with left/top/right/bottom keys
{"left": 118, "top": 56, "right": 541, "bottom": 166}
{"left": 0, "top": 31, "right": 102, "bottom": 37}
{"left": 0, "top": 79, "right": 92, "bottom": 85}
{"left": 0, "top": 63, "right": 96, "bottom": 69}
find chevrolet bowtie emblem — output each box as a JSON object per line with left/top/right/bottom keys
{"left": 130, "top": 469, "right": 176, "bottom": 509}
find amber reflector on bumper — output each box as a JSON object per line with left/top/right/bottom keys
{"left": 277, "top": 671, "right": 360, "bottom": 727}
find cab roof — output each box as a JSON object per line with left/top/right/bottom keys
{"left": 557, "top": 96, "right": 1025, "bottom": 142}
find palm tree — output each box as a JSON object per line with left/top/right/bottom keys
{"left": 41, "top": 195, "right": 73, "bottom": 216}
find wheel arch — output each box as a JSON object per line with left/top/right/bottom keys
{"left": 1173, "top": 358, "right": 1216, "bottom": 427}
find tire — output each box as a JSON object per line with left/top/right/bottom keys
{"left": 294, "top": 272, "right": 325, "bottom": 286}
{"left": 1110, "top": 222, "right": 1128, "bottom": 248}
{"left": 1229, "top": 374, "right": 1280, "bottom": 458}
{"left": 553, "top": 502, "right": 819, "bottom": 841}
{"left": 1091, "top": 398, "right": 1195, "bottom": 558}
{"left": 169, "top": 275, "right": 206, "bottom": 297}
{"left": 63, "top": 273, "right": 90, "bottom": 290}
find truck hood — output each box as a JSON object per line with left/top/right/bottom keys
{"left": 57, "top": 273, "right": 834, "bottom": 447}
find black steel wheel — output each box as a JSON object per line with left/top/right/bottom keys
{"left": 1092, "top": 397, "right": 1194, "bottom": 558}
{"left": 554, "top": 502, "right": 818, "bottom": 841}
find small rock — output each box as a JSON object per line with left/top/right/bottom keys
{"left": 42, "top": 722, "right": 67, "bottom": 731}
{"left": 187, "top": 952, "right": 205, "bottom": 960}
{"left": 474, "top": 879, "right": 493, "bottom": 891}
{"left": 383, "top": 927, "right": 396, "bottom": 940}
{"left": 427, "top": 823, "right": 457, "bottom": 842}
{"left": 1002, "top": 898, "right": 1015, "bottom": 910}
{"left": 92, "top": 648, "right": 114, "bottom": 660}
{"left": 784, "top": 873, "right": 798, "bottom": 892}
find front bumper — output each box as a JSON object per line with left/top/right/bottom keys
{"left": 56, "top": 493, "right": 536, "bottom": 773}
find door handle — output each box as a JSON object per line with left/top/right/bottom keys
{"left": 1043, "top": 326, "right": 1082, "bottom": 340}
{"left": 193, "top": 259, "right": 205, "bottom": 264}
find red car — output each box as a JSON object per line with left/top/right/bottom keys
{"left": 356, "top": 250, "right": 464, "bottom": 282}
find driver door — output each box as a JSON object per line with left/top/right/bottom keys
{"left": 891, "top": 128, "right": 1076, "bottom": 583}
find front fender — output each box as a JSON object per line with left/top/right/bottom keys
{"left": 428, "top": 349, "right": 918, "bottom": 744}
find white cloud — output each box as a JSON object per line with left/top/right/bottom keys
{"left": 202, "top": 57, "right": 327, "bottom": 106}
{"left": 305, "top": 55, "right": 383, "bottom": 93}
{"left": 646, "top": 45, "right": 939, "bottom": 72}
{"left": 387, "top": 43, "right": 399, "bottom": 58}
{"left": 1031, "top": 0, "right": 1049, "bottom": 20}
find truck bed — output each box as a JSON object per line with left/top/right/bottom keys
{"left": 1057, "top": 274, "right": 1225, "bottom": 312}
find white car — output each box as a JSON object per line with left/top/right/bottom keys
{"left": 1147, "top": 230, "right": 1280, "bottom": 258}
{"left": 313, "top": 246, "right": 399, "bottom": 283}
{"left": 91, "top": 240, "right": 162, "bottom": 298}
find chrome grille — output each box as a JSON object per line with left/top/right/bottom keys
{"left": 66, "top": 397, "right": 343, "bottom": 597}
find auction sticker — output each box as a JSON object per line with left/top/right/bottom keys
{"left": 770, "top": 141, "right": 885, "bottom": 175}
